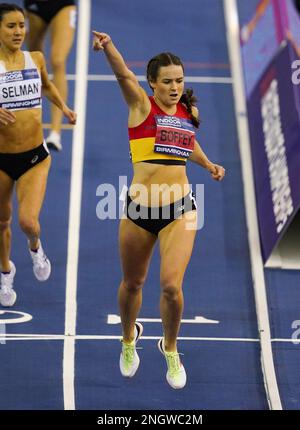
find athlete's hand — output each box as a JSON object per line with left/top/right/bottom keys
{"left": 63, "top": 107, "right": 77, "bottom": 125}
{"left": 207, "top": 162, "right": 226, "bottom": 181}
{"left": 92, "top": 31, "right": 111, "bottom": 51}
{"left": 0, "top": 108, "right": 16, "bottom": 125}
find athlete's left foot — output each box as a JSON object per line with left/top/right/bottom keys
{"left": 29, "top": 241, "right": 51, "bottom": 281}
{"left": 158, "top": 338, "right": 187, "bottom": 389}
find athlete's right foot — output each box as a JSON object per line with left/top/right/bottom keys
{"left": 29, "top": 241, "right": 51, "bottom": 282}
{"left": 119, "top": 322, "right": 143, "bottom": 377}
{"left": 0, "top": 261, "right": 17, "bottom": 307}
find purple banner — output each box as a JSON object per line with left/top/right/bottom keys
{"left": 241, "top": 0, "right": 299, "bottom": 98}
{"left": 247, "top": 42, "right": 300, "bottom": 262}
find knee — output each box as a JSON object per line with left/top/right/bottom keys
{"left": 161, "top": 276, "right": 182, "bottom": 301}
{"left": 19, "top": 215, "right": 38, "bottom": 235}
{"left": 122, "top": 277, "right": 145, "bottom": 293}
{"left": 0, "top": 217, "right": 11, "bottom": 232}
{"left": 50, "top": 55, "right": 66, "bottom": 72}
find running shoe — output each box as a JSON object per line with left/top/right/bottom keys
{"left": 45, "top": 131, "right": 62, "bottom": 152}
{"left": 158, "top": 337, "right": 187, "bottom": 389}
{"left": 119, "top": 321, "right": 143, "bottom": 377}
{"left": 0, "top": 261, "right": 17, "bottom": 307}
{"left": 29, "top": 241, "right": 51, "bottom": 281}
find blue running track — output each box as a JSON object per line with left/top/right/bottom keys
{"left": 0, "top": 0, "right": 298, "bottom": 410}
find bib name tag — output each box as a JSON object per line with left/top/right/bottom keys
{"left": 154, "top": 115, "right": 195, "bottom": 158}
{"left": 0, "top": 68, "right": 42, "bottom": 110}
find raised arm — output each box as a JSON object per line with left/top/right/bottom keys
{"left": 92, "top": 31, "right": 149, "bottom": 113}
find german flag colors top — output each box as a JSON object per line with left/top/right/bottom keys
{"left": 129, "top": 96, "right": 195, "bottom": 165}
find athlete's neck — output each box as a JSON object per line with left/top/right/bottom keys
{"left": 0, "top": 47, "right": 23, "bottom": 65}
{"left": 153, "top": 95, "right": 177, "bottom": 115}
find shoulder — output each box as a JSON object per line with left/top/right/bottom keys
{"left": 191, "top": 105, "right": 199, "bottom": 119}
{"left": 29, "top": 51, "right": 46, "bottom": 67}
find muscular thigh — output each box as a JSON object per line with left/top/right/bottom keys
{"left": 0, "top": 170, "right": 14, "bottom": 220}
{"left": 16, "top": 157, "right": 51, "bottom": 219}
{"left": 25, "top": 12, "right": 47, "bottom": 51}
{"left": 49, "top": 6, "right": 76, "bottom": 61}
{"left": 119, "top": 218, "right": 157, "bottom": 281}
{"left": 159, "top": 212, "right": 197, "bottom": 284}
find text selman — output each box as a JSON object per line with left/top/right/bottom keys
{"left": 2, "top": 82, "right": 39, "bottom": 98}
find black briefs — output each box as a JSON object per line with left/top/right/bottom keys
{"left": 24, "top": 0, "right": 76, "bottom": 24}
{"left": 124, "top": 190, "right": 197, "bottom": 236}
{"left": 0, "top": 142, "right": 50, "bottom": 181}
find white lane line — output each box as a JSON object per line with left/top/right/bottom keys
{"left": 272, "top": 338, "right": 300, "bottom": 343}
{"left": 85, "top": 74, "right": 233, "bottom": 84}
{"left": 223, "top": 0, "right": 282, "bottom": 410}
{"left": 107, "top": 314, "right": 219, "bottom": 324}
{"left": 63, "top": 0, "right": 91, "bottom": 411}
{"left": 1, "top": 334, "right": 298, "bottom": 343}
{"left": 49, "top": 74, "right": 233, "bottom": 84}
{"left": 0, "top": 334, "right": 259, "bottom": 342}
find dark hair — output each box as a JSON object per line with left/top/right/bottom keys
{"left": 146, "top": 52, "right": 200, "bottom": 128}
{"left": 0, "top": 3, "right": 25, "bottom": 22}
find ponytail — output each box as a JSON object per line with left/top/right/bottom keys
{"left": 180, "top": 88, "right": 200, "bottom": 129}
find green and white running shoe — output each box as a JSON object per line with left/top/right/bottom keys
{"left": 119, "top": 322, "right": 143, "bottom": 377}
{"left": 158, "top": 338, "right": 186, "bottom": 389}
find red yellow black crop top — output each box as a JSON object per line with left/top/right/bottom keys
{"left": 128, "top": 96, "right": 195, "bottom": 165}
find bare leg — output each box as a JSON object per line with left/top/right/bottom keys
{"left": 16, "top": 157, "right": 51, "bottom": 249}
{"left": 0, "top": 171, "right": 14, "bottom": 273}
{"left": 159, "top": 212, "right": 197, "bottom": 352}
{"left": 49, "top": 6, "right": 76, "bottom": 134}
{"left": 25, "top": 12, "right": 47, "bottom": 52}
{"left": 118, "top": 218, "right": 156, "bottom": 342}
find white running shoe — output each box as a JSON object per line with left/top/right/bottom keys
{"left": 0, "top": 261, "right": 17, "bottom": 307}
{"left": 45, "top": 131, "right": 62, "bottom": 152}
{"left": 158, "top": 338, "right": 187, "bottom": 389}
{"left": 119, "top": 321, "right": 143, "bottom": 377}
{"left": 29, "top": 241, "right": 51, "bottom": 281}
